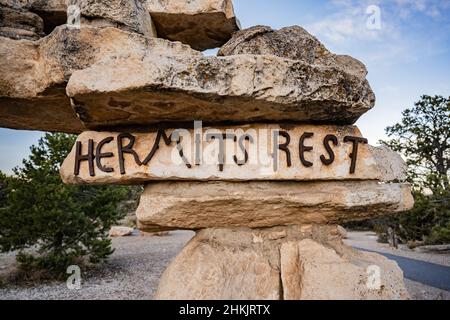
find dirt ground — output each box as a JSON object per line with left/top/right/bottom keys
{"left": 0, "top": 231, "right": 194, "bottom": 300}
{"left": 0, "top": 230, "right": 448, "bottom": 300}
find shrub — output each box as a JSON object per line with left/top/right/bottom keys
{"left": 0, "top": 133, "right": 128, "bottom": 278}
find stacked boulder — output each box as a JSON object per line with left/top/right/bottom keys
{"left": 0, "top": 0, "right": 413, "bottom": 300}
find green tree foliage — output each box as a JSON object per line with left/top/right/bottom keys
{"left": 381, "top": 95, "right": 449, "bottom": 193}
{"left": 0, "top": 133, "right": 128, "bottom": 278}
{"left": 380, "top": 95, "right": 449, "bottom": 245}
{"left": 0, "top": 171, "right": 6, "bottom": 207}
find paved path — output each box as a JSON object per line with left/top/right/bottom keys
{"left": 355, "top": 247, "right": 450, "bottom": 292}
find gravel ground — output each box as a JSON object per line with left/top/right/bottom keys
{"left": 405, "top": 279, "right": 450, "bottom": 300}
{"left": 1, "top": 230, "right": 448, "bottom": 300}
{"left": 0, "top": 231, "right": 195, "bottom": 300}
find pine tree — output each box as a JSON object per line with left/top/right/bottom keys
{"left": 0, "top": 133, "right": 128, "bottom": 278}
{"left": 380, "top": 95, "right": 449, "bottom": 244}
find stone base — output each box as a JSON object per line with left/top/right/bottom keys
{"left": 154, "top": 226, "right": 409, "bottom": 300}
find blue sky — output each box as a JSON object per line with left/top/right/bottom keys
{"left": 1, "top": 0, "right": 450, "bottom": 173}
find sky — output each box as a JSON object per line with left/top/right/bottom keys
{"left": 1, "top": 0, "right": 450, "bottom": 173}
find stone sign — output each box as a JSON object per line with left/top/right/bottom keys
{"left": 60, "top": 124, "right": 390, "bottom": 184}
{"left": 1, "top": 0, "right": 414, "bottom": 299}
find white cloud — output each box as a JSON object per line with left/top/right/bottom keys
{"left": 304, "top": 0, "right": 449, "bottom": 65}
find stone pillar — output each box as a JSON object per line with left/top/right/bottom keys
{"left": 1, "top": 0, "right": 414, "bottom": 300}
{"left": 154, "top": 226, "right": 410, "bottom": 300}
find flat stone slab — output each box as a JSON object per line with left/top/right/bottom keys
{"left": 147, "top": 0, "right": 240, "bottom": 50}
{"left": 59, "top": 124, "right": 405, "bottom": 184}
{"left": 136, "top": 181, "right": 414, "bottom": 232}
{"left": 0, "top": 25, "right": 199, "bottom": 132}
{"left": 67, "top": 48, "right": 375, "bottom": 128}
{"left": 155, "top": 226, "right": 410, "bottom": 300}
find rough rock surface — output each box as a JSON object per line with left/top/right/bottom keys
{"left": 75, "top": 0, "right": 156, "bottom": 38}
{"left": 136, "top": 181, "right": 414, "bottom": 232}
{"left": 60, "top": 125, "right": 399, "bottom": 184}
{"left": 0, "top": 5, "right": 44, "bottom": 40}
{"left": 219, "top": 25, "right": 369, "bottom": 79}
{"left": 0, "top": 25, "right": 199, "bottom": 132}
{"left": 155, "top": 226, "right": 410, "bottom": 300}
{"left": 109, "top": 226, "right": 134, "bottom": 237}
{"left": 1, "top": 0, "right": 239, "bottom": 49}
{"left": 369, "top": 145, "right": 408, "bottom": 182}
{"left": 67, "top": 47, "right": 375, "bottom": 128}
{"left": 147, "top": 0, "right": 240, "bottom": 50}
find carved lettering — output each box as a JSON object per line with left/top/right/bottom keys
{"left": 278, "top": 131, "right": 292, "bottom": 167}
{"left": 141, "top": 130, "right": 172, "bottom": 165}
{"left": 95, "top": 137, "right": 114, "bottom": 173}
{"left": 74, "top": 139, "right": 95, "bottom": 177}
{"left": 234, "top": 134, "right": 254, "bottom": 166}
{"left": 299, "top": 132, "right": 314, "bottom": 167}
{"left": 207, "top": 133, "right": 236, "bottom": 172}
{"left": 320, "top": 134, "right": 338, "bottom": 166}
{"left": 344, "top": 136, "right": 368, "bottom": 174}
{"left": 117, "top": 133, "right": 141, "bottom": 175}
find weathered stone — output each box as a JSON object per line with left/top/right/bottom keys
{"left": 155, "top": 226, "right": 409, "bottom": 300}
{"left": 147, "top": 0, "right": 240, "bottom": 50}
{"left": 1, "top": 0, "right": 69, "bottom": 34}
{"left": 219, "top": 25, "right": 368, "bottom": 79}
{"left": 336, "top": 225, "right": 348, "bottom": 239}
{"left": 0, "top": 25, "right": 198, "bottom": 132}
{"left": 74, "top": 0, "right": 156, "bottom": 38}
{"left": 109, "top": 226, "right": 134, "bottom": 237}
{"left": 59, "top": 124, "right": 404, "bottom": 184}
{"left": 2, "top": 0, "right": 157, "bottom": 37}
{"left": 136, "top": 181, "right": 414, "bottom": 232}
{"left": 0, "top": 5, "right": 44, "bottom": 40}
{"left": 2, "top": 1, "right": 239, "bottom": 48}
{"left": 369, "top": 145, "right": 408, "bottom": 182}
{"left": 67, "top": 48, "right": 375, "bottom": 128}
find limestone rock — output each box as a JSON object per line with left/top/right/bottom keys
{"left": 59, "top": 124, "right": 405, "bottom": 184}
{"left": 0, "top": 34, "right": 81, "bottom": 132}
{"left": 2, "top": 0, "right": 240, "bottom": 49}
{"left": 336, "top": 225, "right": 348, "bottom": 239}
{"left": 219, "top": 25, "right": 368, "bottom": 79}
{"left": 369, "top": 145, "right": 407, "bottom": 182}
{"left": 67, "top": 47, "right": 375, "bottom": 128}
{"left": 155, "top": 226, "right": 410, "bottom": 300}
{"left": 136, "top": 181, "right": 414, "bottom": 232}
{"left": 2, "top": 0, "right": 157, "bottom": 37}
{"left": 147, "top": 0, "right": 240, "bottom": 50}
{"left": 0, "top": 25, "right": 198, "bottom": 132}
{"left": 75, "top": 0, "right": 156, "bottom": 38}
{"left": 0, "top": 5, "right": 44, "bottom": 40}
{"left": 109, "top": 226, "right": 134, "bottom": 237}
{"left": 2, "top": 0, "right": 70, "bottom": 35}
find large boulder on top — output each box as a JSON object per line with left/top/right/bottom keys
{"left": 219, "top": 25, "right": 369, "bottom": 79}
